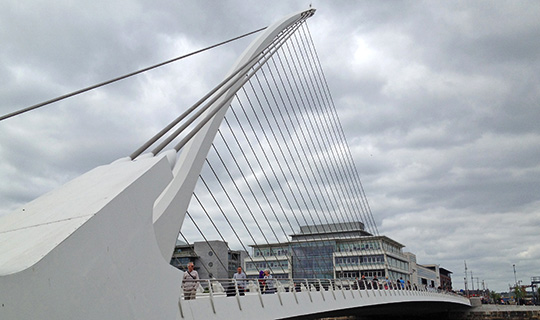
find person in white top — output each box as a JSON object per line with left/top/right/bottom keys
{"left": 182, "top": 262, "right": 199, "bottom": 300}
{"left": 263, "top": 269, "right": 275, "bottom": 294}
{"left": 232, "top": 266, "right": 247, "bottom": 295}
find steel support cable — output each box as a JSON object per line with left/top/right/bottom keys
{"left": 298, "top": 26, "right": 376, "bottom": 230}
{"left": 219, "top": 118, "right": 296, "bottom": 275}
{"left": 296, "top": 25, "right": 388, "bottom": 274}
{"left": 254, "top": 63, "right": 355, "bottom": 277}
{"left": 269, "top": 51, "right": 368, "bottom": 264}
{"left": 251, "top": 70, "right": 334, "bottom": 230}
{"left": 288, "top": 33, "right": 366, "bottom": 232}
{"left": 185, "top": 210, "right": 229, "bottom": 273}
{"left": 168, "top": 20, "right": 307, "bottom": 154}
{"left": 222, "top": 115, "right": 291, "bottom": 247}
{"left": 302, "top": 23, "right": 370, "bottom": 230}
{"left": 272, "top": 47, "right": 357, "bottom": 237}
{"left": 242, "top": 78, "right": 337, "bottom": 278}
{"left": 257, "top": 64, "right": 338, "bottom": 225}
{"left": 208, "top": 142, "right": 281, "bottom": 275}
{"left": 152, "top": 19, "right": 308, "bottom": 158}
{"left": 147, "top": 25, "right": 294, "bottom": 157}
{"left": 238, "top": 85, "right": 326, "bottom": 278}
{"left": 265, "top": 52, "right": 348, "bottom": 233}
{"left": 233, "top": 90, "right": 326, "bottom": 278}
{"left": 196, "top": 174, "right": 261, "bottom": 274}
{"left": 290, "top": 31, "right": 376, "bottom": 237}
{"left": 228, "top": 102, "right": 297, "bottom": 238}
{"left": 226, "top": 101, "right": 326, "bottom": 278}
{"left": 299, "top": 25, "right": 372, "bottom": 229}
{"left": 266, "top": 53, "right": 357, "bottom": 236}
{"left": 214, "top": 128, "right": 289, "bottom": 275}
{"left": 178, "top": 232, "right": 213, "bottom": 275}
{"left": 192, "top": 192, "right": 232, "bottom": 251}
{"left": 131, "top": 19, "right": 303, "bottom": 159}
{"left": 303, "top": 24, "right": 380, "bottom": 236}
{"left": 273, "top": 47, "right": 379, "bottom": 283}
{"left": 201, "top": 157, "right": 276, "bottom": 274}
{"left": 256, "top": 65, "right": 350, "bottom": 238}
{"left": 298, "top": 25, "right": 363, "bottom": 216}
{"left": 272, "top": 47, "right": 359, "bottom": 241}
{"left": 228, "top": 99, "right": 321, "bottom": 277}
{"left": 245, "top": 78, "right": 326, "bottom": 237}
{"left": 288, "top": 31, "right": 364, "bottom": 229}
{"left": 1, "top": 27, "right": 267, "bottom": 123}
{"left": 284, "top": 37, "right": 361, "bottom": 232}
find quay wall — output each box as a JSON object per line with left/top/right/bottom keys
{"left": 320, "top": 304, "right": 540, "bottom": 320}
{"left": 451, "top": 305, "right": 540, "bottom": 320}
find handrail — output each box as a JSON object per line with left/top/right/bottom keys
{"left": 180, "top": 277, "right": 469, "bottom": 304}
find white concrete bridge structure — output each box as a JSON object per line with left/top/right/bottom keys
{"left": 179, "top": 278, "right": 470, "bottom": 319}
{"left": 0, "top": 8, "right": 470, "bottom": 319}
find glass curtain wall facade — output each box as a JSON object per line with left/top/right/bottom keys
{"left": 247, "top": 222, "right": 412, "bottom": 283}
{"left": 291, "top": 241, "right": 335, "bottom": 279}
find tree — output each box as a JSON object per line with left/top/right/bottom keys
{"left": 490, "top": 291, "right": 502, "bottom": 304}
{"left": 514, "top": 286, "right": 526, "bottom": 304}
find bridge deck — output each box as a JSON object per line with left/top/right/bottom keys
{"left": 179, "top": 284, "right": 470, "bottom": 320}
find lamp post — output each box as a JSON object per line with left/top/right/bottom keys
{"left": 513, "top": 264, "right": 517, "bottom": 287}
{"left": 513, "top": 264, "right": 519, "bottom": 305}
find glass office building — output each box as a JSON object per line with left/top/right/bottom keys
{"left": 246, "top": 222, "right": 411, "bottom": 282}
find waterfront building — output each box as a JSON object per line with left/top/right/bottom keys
{"left": 170, "top": 240, "right": 248, "bottom": 279}
{"left": 246, "top": 222, "right": 411, "bottom": 283}
{"left": 416, "top": 263, "right": 439, "bottom": 288}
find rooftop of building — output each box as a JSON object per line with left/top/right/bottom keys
{"left": 296, "top": 222, "right": 366, "bottom": 234}
{"left": 420, "top": 264, "right": 453, "bottom": 275}
{"left": 249, "top": 234, "right": 405, "bottom": 248}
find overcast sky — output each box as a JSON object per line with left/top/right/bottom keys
{"left": 1, "top": 1, "right": 539, "bottom": 293}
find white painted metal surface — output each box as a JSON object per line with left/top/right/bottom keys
{"left": 178, "top": 285, "right": 470, "bottom": 320}
{"left": 0, "top": 154, "right": 183, "bottom": 319}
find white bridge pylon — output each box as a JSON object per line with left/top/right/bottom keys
{"left": 0, "top": 8, "right": 469, "bottom": 320}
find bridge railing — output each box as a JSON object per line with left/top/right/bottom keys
{"left": 178, "top": 277, "right": 469, "bottom": 318}
{"left": 180, "top": 277, "right": 466, "bottom": 300}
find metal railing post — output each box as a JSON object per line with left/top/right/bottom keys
{"left": 233, "top": 279, "right": 242, "bottom": 311}
{"left": 290, "top": 279, "right": 298, "bottom": 304}
{"left": 318, "top": 279, "right": 325, "bottom": 301}
{"left": 363, "top": 280, "right": 370, "bottom": 297}
{"left": 178, "top": 298, "right": 184, "bottom": 318}
{"left": 356, "top": 278, "right": 362, "bottom": 298}
{"left": 257, "top": 278, "right": 265, "bottom": 308}
{"left": 208, "top": 280, "right": 216, "bottom": 314}
{"left": 305, "top": 279, "right": 313, "bottom": 302}
{"left": 339, "top": 279, "right": 347, "bottom": 299}
{"left": 330, "top": 279, "right": 336, "bottom": 300}
{"left": 277, "top": 279, "right": 283, "bottom": 306}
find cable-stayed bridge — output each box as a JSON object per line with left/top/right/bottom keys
{"left": 0, "top": 8, "right": 470, "bottom": 320}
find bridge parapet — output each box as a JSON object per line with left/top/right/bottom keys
{"left": 179, "top": 277, "right": 470, "bottom": 320}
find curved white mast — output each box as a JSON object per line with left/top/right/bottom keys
{"left": 152, "top": 8, "right": 316, "bottom": 260}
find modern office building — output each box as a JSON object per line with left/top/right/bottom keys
{"left": 246, "top": 222, "right": 412, "bottom": 283}
{"left": 422, "top": 264, "right": 453, "bottom": 290}
{"left": 406, "top": 258, "right": 453, "bottom": 290}
{"left": 170, "top": 240, "right": 248, "bottom": 279}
